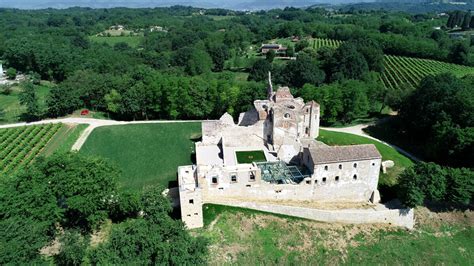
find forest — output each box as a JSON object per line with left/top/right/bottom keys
{"left": 0, "top": 5, "right": 473, "bottom": 264}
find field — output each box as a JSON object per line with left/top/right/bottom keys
{"left": 0, "top": 124, "right": 62, "bottom": 175}
{"left": 79, "top": 123, "right": 201, "bottom": 191}
{"left": 199, "top": 204, "right": 473, "bottom": 265}
{"left": 89, "top": 36, "right": 144, "bottom": 48}
{"left": 0, "top": 84, "right": 50, "bottom": 124}
{"left": 317, "top": 129, "right": 413, "bottom": 186}
{"left": 236, "top": 150, "right": 266, "bottom": 164}
{"left": 310, "top": 38, "right": 474, "bottom": 90}
{"left": 41, "top": 124, "right": 88, "bottom": 156}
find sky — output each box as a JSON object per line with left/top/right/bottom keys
{"left": 0, "top": 0, "right": 375, "bottom": 10}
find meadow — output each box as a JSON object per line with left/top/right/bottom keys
{"left": 317, "top": 129, "right": 413, "bottom": 186}
{"left": 89, "top": 35, "right": 144, "bottom": 48}
{"left": 79, "top": 123, "right": 201, "bottom": 191}
{"left": 199, "top": 204, "right": 473, "bottom": 265}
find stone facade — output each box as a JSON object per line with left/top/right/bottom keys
{"left": 178, "top": 83, "right": 387, "bottom": 229}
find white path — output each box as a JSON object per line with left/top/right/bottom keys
{"left": 321, "top": 124, "right": 421, "bottom": 162}
{"left": 0, "top": 118, "right": 206, "bottom": 151}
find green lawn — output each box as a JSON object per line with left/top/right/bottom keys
{"left": 317, "top": 129, "right": 413, "bottom": 186}
{"left": 89, "top": 36, "right": 144, "bottom": 48}
{"left": 199, "top": 204, "right": 473, "bottom": 265}
{"left": 80, "top": 123, "right": 201, "bottom": 191}
{"left": 236, "top": 150, "right": 266, "bottom": 164}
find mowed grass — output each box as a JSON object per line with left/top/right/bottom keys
{"left": 236, "top": 150, "right": 266, "bottom": 164}
{"left": 199, "top": 204, "right": 473, "bottom": 265}
{"left": 317, "top": 129, "right": 413, "bottom": 186}
{"left": 80, "top": 123, "right": 201, "bottom": 191}
{"left": 89, "top": 36, "right": 143, "bottom": 48}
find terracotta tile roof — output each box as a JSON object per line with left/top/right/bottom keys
{"left": 308, "top": 144, "right": 381, "bottom": 164}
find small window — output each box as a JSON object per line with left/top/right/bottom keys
{"left": 189, "top": 199, "right": 194, "bottom": 204}
{"left": 324, "top": 165, "right": 328, "bottom": 171}
{"left": 187, "top": 214, "right": 191, "bottom": 217}
{"left": 335, "top": 176, "right": 339, "bottom": 182}
{"left": 322, "top": 177, "right": 327, "bottom": 183}
{"left": 353, "top": 163, "right": 357, "bottom": 168}
{"left": 246, "top": 184, "right": 251, "bottom": 187}
{"left": 284, "top": 113, "right": 291, "bottom": 119}
{"left": 249, "top": 172, "right": 255, "bottom": 181}
{"left": 305, "top": 127, "right": 309, "bottom": 134}
{"left": 339, "top": 164, "right": 342, "bottom": 170}
{"left": 353, "top": 174, "right": 357, "bottom": 180}
{"left": 372, "top": 162, "right": 376, "bottom": 166}
{"left": 231, "top": 175, "right": 237, "bottom": 183}
{"left": 194, "top": 213, "right": 198, "bottom": 215}
{"left": 306, "top": 180, "right": 311, "bottom": 185}
{"left": 212, "top": 177, "right": 218, "bottom": 184}
{"left": 315, "top": 179, "right": 318, "bottom": 184}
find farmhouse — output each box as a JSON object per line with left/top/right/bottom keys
{"left": 178, "top": 74, "right": 388, "bottom": 229}
{"left": 260, "top": 43, "right": 287, "bottom": 55}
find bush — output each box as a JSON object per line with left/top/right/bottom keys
{"left": 6, "top": 68, "right": 16, "bottom": 80}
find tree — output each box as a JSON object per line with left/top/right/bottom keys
{"left": 207, "top": 44, "right": 229, "bottom": 72}
{"left": 448, "top": 42, "right": 469, "bottom": 65}
{"left": 266, "top": 49, "right": 276, "bottom": 63}
{"left": 55, "top": 230, "right": 89, "bottom": 266}
{"left": 462, "top": 11, "right": 472, "bottom": 30}
{"left": 283, "top": 54, "right": 325, "bottom": 88}
{"left": 446, "top": 168, "right": 474, "bottom": 206}
{"left": 6, "top": 68, "right": 16, "bottom": 80}
{"left": 104, "top": 89, "right": 123, "bottom": 114}
{"left": 329, "top": 43, "right": 369, "bottom": 82}
{"left": 19, "top": 83, "right": 40, "bottom": 121}
{"left": 88, "top": 185, "right": 208, "bottom": 265}
{"left": 248, "top": 59, "right": 271, "bottom": 82}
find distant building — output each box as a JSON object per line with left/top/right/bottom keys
{"left": 260, "top": 44, "right": 287, "bottom": 55}
{"left": 150, "top": 26, "right": 167, "bottom": 32}
{"left": 109, "top": 25, "right": 125, "bottom": 31}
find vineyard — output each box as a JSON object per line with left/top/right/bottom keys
{"left": 310, "top": 38, "right": 474, "bottom": 89}
{"left": 0, "top": 124, "right": 62, "bottom": 175}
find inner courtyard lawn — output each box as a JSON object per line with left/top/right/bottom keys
{"left": 317, "top": 129, "right": 414, "bottom": 186}
{"left": 80, "top": 123, "right": 201, "bottom": 191}
{"left": 236, "top": 150, "right": 266, "bottom": 164}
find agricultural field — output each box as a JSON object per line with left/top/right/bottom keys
{"left": 199, "top": 204, "right": 473, "bottom": 265}
{"left": 0, "top": 124, "right": 62, "bottom": 175}
{"left": 79, "top": 123, "right": 201, "bottom": 191}
{"left": 317, "top": 129, "right": 413, "bottom": 186}
{"left": 0, "top": 84, "right": 51, "bottom": 124}
{"left": 310, "top": 38, "right": 474, "bottom": 90}
{"left": 89, "top": 35, "right": 144, "bottom": 48}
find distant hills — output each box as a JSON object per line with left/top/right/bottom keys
{"left": 0, "top": 0, "right": 375, "bottom": 10}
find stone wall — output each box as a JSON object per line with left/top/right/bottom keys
{"left": 206, "top": 200, "right": 414, "bottom": 229}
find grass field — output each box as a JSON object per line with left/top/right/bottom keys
{"left": 0, "top": 84, "right": 50, "bottom": 124}
{"left": 310, "top": 38, "right": 474, "bottom": 90}
{"left": 79, "top": 123, "right": 201, "bottom": 191}
{"left": 317, "top": 129, "right": 413, "bottom": 186}
{"left": 236, "top": 150, "right": 266, "bottom": 164}
{"left": 199, "top": 204, "right": 473, "bottom": 265}
{"left": 89, "top": 36, "right": 144, "bottom": 48}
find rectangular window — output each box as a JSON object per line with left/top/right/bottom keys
{"left": 249, "top": 172, "right": 256, "bottom": 181}
{"left": 231, "top": 174, "right": 237, "bottom": 183}
{"left": 212, "top": 177, "right": 218, "bottom": 184}
{"left": 189, "top": 199, "right": 194, "bottom": 204}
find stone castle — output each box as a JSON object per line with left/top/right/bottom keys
{"left": 178, "top": 75, "right": 385, "bottom": 229}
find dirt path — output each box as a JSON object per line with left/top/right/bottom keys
{"left": 321, "top": 124, "right": 421, "bottom": 162}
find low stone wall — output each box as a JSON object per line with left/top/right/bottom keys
{"left": 206, "top": 200, "right": 414, "bottom": 229}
